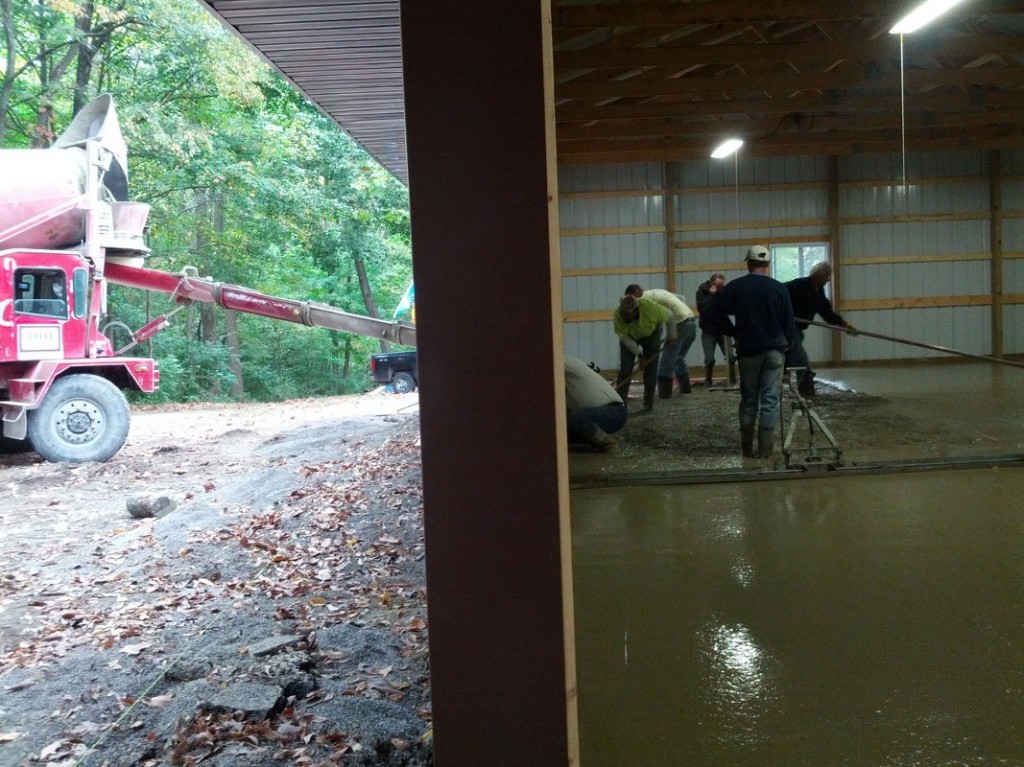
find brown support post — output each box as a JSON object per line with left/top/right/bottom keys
{"left": 990, "top": 149, "right": 1004, "bottom": 358}
{"left": 827, "top": 155, "right": 843, "bottom": 364}
{"left": 400, "top": 1, "right": 577, "bottom": 765}
{"left": 665, "top": 162, "right": 678, "bottom": 293}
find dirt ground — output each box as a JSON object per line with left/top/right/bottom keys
{"left": 0, "top": 392, "right": 429, "bottom": 767}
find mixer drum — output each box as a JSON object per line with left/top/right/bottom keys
{"left": 0, "top": 149, "right": 89, "bottom": 250}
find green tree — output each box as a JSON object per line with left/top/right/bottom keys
{"left": 1, "top": 0, "right": 412, "bottom": 402}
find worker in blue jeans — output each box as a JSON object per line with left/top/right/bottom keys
{"left": 703, "top": 245, "right": 797, "bottom": 459}
{"left": 624, "top": 284, "right": 698, "bottom": 396}
{"left": 612, "top": 294, "right": 673, "bottom": 412}
{"left": 564, "top": 357, "right": 628, "bottom": 451}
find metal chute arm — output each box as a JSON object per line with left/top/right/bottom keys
{"left": 105, "top": 262, "right": 416, "bottom": 347}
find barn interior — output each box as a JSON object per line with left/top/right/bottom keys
{"left": 196, "top": 2, "right": 1024, "bottom": 764}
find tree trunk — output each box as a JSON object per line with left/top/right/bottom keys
{"left": 214, "top": 193, "right": 244, "bottom": 398}
{"left": 0, "top": 0, "right": 15, "bottom": 143}
{"left": 31, "top": 102, "right": 54, "bottom": 147}
{"left": 30, "top": 1, "right": 78, "bottom": 146}
{"left": 224, "top": 309, "right": 244, "bottom": 398}
{"left": 190, "top": 190, "right": 221, "bottom": 396}
{"left": 353, "top": 253, "right": 390, "bottom": 354}
{"left": 199, "top": 303, "right": 221, "bottom": 396}
{"left": 72, "top": 0, "right": 95, "bottom": 114}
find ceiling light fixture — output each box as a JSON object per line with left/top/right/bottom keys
{"left": 890, "top": 0, "right": 967, "bottom": 34}
{"left": 711, "top": 138, "right": 743, "bottom": 158}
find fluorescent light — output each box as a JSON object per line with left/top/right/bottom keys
{"left": 890, "top": 0, "right": 967, "bottom": 34}
{"left": 711, "top": 138, "right": 743, "bottom": 158}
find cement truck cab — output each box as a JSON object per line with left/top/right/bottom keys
{"left": 2, "top": 251, "right": 98, "bottom": 360}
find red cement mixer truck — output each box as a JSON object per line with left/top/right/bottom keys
{"left": 0, "top": 95, "right": 415, "bottom": 463}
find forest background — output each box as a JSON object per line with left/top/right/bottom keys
{"left": 0, "top": 0, "right": 414, "bottom": 402}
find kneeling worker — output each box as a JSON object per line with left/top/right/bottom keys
{"left": 564, "top": 356, "right": 628, "bottom": 451}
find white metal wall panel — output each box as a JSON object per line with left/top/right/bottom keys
{"left": 560, "top": 233, "right": 665, "bottom": 271}
{"left": 999, "top": 149, "right": 1024, "bottom": 175}
{"left": 1003, "top": 172, "right": 1024, "bottom": 331}
{"left": 563, "top": 321, "right": 616, "bottom": 370}
{"left": 676, "top": 155, "right": 826, "bottom": 188}
{"left": 1004, "top": 220, "right": 1024, "bottom": 256}
{"left": 1004, "top": 305, "right": 1024, "bottom": 353}
{"left": 754, "top": 198, "right": 824, "bottom": 227}
{"left": 841, "top": 151, "right": 987, "bottom": 181}
{"left": 1002, "top": 257, "right": 1024, "bottom": 326}
{"left": 840, "top": 307, "right": 991, "bottom": 362}
{"left": 836, "top": 149, "right": 996, "bottom": 359}
{"left": 558, "top": 163, "right": 663, "bottom": 193}
{"left": 839, "top": 181, "right": 987, "bottom": 217}
{"left": 562, "top": 271, "right": 665, "bottom": 313}
{"left": 799, "top": 324, "right": 831, "bottom": 365}
{"left": 559, "top": 195, "right": 663, "bottom": 230}
{"left": 561, "top": 149, "right": 1010, "bottom": 367}
{"left": 679, "top": 227, "right": 824, "bottom": 246}
{"left": 749, "top": 155, "right": 827, "bottom": 184}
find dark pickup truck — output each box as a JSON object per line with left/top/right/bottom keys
{"left": 370, "top": 350, "right": 419, "bottom": 393}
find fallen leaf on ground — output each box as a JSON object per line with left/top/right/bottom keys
{"left": 119, "top": 642, "right": 152, "bottom": 656}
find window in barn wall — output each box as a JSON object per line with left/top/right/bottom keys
{"left": 771, "top": 243, "right": 829, "bottom": 283}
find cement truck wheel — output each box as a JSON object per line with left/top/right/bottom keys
{"left": 393, "top": 372, "right": 417, "bottom": 394}
{"left": 27, "top": 374, "right": 130, "bottom": 463}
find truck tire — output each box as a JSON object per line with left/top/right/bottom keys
{"left": 393, "top": 371, "right": 417, "bottom": 394}
{"left": 27, "top": 374, "right": 130, "bottom": 463}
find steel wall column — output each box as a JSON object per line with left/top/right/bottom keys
{"left": 400, "top": 1, "right": 577, "bottom": 765}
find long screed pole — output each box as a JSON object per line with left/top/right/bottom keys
{"left": 800, "top": 318, "right": 1024, "bottom": 371}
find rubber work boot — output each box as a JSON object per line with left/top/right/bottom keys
{"left": 741, "top": 425, "right": 756, "bottom": 458}
{"left": 758, "top": 428, "right": 776, "bottom": 459}
{"left": 798, "top": 372, "right": 816, "bottom": 398}
{"left": 657, "top": 377, "right": 674, "bottom": 399}
{"left": 703, "top": 363, "right": 715, "bottom": 386}
{"left": 677, "top": 375, "right": 692, "bottom": 394}
{"left": 588, "top": 427, "right": 617, "bottom": 452}
{"left": 642, "top": 389, "right": 655, "bottom": 412}
{"left": 616, "top": 384, "right": 630, "bottom": 405}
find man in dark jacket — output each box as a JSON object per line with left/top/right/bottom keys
{"left": 704, "top": 245, "right": 797, "bottom": 459}
{"left": 695, "top": 272, "right": 729, "bottom": 386}
{"left": 785, "top": 262, "right": 854, "bottom": 397}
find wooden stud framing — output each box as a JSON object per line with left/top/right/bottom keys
{"left": 828, "top": 156, "right": 843, "bottom": 365}
{"left": 665, "top": 162, "right": 678, "bottom": 293}
{"left": 991, "top": 149, "right": 1004, "bottom": 359}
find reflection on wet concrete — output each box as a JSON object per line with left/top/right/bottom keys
{"left": 572, "top": 469, "right": 1024, "bottom": 766}
{"left": 815, "top": 363, "right": 1024, "bottom": 463}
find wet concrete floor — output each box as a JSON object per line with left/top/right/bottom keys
{"left": 570, "top": 363, "right": 1024, "bottom": 766}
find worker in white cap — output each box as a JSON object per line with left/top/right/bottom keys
{"left": 702, "top": 244, "right": 797, "bottom": 459}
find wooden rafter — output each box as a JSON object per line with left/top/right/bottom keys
{"left": 550, "top": 0, "right": 1024, "bottom": 160}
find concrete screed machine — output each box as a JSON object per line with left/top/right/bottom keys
{"left": 0, "top": 95, "right": 415, "bottom": 463}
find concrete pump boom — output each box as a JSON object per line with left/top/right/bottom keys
{"left": 104, "top": 262, "right": 417, "bottom": 347}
